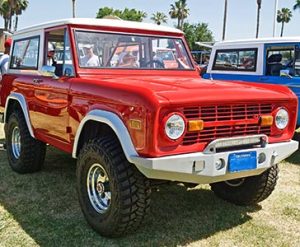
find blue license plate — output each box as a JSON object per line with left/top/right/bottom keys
{"left": 228, "top": 151, "right": 257, "bottom": 173}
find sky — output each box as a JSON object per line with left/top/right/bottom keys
{"left": 3, "top": 0, "right": 300, "bottom": 41}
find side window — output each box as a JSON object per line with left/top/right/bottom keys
{"left": 44, "top": 28, "right": 74, "bottom": 77}
{"left": 266, "top": 46, "right": 295, "bottom": 76}
{"left": 10, "top": 36, "right": 40, "bottom": 70}
{"left": 213, "top": 48, "right": 257, "bottom": 72}
{"left": 63, "top": 30, "right": 75, "bottom": 77}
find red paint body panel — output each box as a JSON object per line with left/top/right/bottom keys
{"left": 0, "top": 23, "right": 298, "bottom": 158}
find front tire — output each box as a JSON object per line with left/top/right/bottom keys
{"left": 76, "top": 138, "right": 151, "bottom": 237}
{"left": 210, "top": 165, "right": 279, "bottom": 205}
{"left": 5, "top": 110, "right": 46, "bottom": 174}
{"left": 292, "top": 131, "right": 300, "bottom": 143}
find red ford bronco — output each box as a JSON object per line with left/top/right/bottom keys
{"left": 0, "top": 18, "right": 298, "bottom": 237}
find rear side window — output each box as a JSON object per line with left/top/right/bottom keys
{"left": 213, "top": 48, "right": 257, "bottom": 72}
{"left": 10, "top": 36, "right": 40, "bottom": 70}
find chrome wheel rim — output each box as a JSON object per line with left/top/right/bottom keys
{"left": 87, "top": 163, "right": 111, "bottom": 214}
{"left": 11, "top": 126, "right": 21, "bottom": 159}
{"left": 225, "top": 178, "right": 245, "bottom": 187}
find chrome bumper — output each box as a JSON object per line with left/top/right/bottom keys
{"left": 131, "top": 140, "right": 298, "bottom": 184}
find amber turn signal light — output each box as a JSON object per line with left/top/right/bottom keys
{"left": 129, "top": 119, "right": 142, "bottom": 130}
{"left": 260, "top": 116, "right": 273, "bottom": 126}
{"left": 188, "top": 120, "right": 204, "bottom": 131}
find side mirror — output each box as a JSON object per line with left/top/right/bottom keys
{"left": 41, "top": 65, "right": 56, "bottom": 77}
{"left": 64, "top": 67, "right": 73, "bottom": 77}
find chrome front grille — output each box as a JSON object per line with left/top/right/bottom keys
{"left": 182, "top": 104, "right": 273, "bottom": 145}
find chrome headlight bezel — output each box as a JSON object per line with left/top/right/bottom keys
{"left": 164, "top": 113, "right": 186, "bottom": 140}
{"left": 275, "top": 108, "right": 289, "bottom": 130}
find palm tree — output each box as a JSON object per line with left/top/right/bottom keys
{"left": 169, "top": 0, "right": 189, "bottom": 30}
{"left": 293, "top": 0, "right": 300, "bottom": 11}
{"left": 0, "top": 0, "right": 27, "bottom": 31}
{"left": 222, "top": 0, "right": 228, "bottom": 40}
{"left": 3, "top": 0, "right": 16, "bottom": 31}
{"left": 72, "top": 0, "right": 76, "bottom": 18}
{"left": 13, "top": 0, "right": 28, "bottom": 31}
{"left": 0, "top": 0, "right": 10, "bottom": 30}
{"left": 151, "top": 12, "right": 168, "bottom": 25}
{"left": 277, "top": 8, "right": 293, "bottom": 37}
{"left": 256, "top": 0, "right": 262, "bottom": 38}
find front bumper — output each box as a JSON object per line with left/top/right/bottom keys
{"left": 131, "top": 140, "right": 298, "bottom": 184}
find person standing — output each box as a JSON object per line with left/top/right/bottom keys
{"left": 80, "top": 44, "right": 100, "bottom": 67}
{"left": 0, "top": 38, "right": 12, "bottom": 77}
{"left": 47, "top": 43, "right": 57, "bottom": 66}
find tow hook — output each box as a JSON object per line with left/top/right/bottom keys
{"left": 271, "top": 151, "right": 278, "bottom": 165}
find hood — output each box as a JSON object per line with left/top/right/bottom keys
{"left": 86, "top": 75, "right": 294, "bottom": 105}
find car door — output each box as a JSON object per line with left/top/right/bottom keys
{"left": 30, "top": 27, "right": 75, "bottom": 148}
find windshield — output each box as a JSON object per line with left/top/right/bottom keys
{"left": 156, "top": 50, "right": 175, "bottom": 61}
{"left": 75, "top": 31, "right": 193, "bottom": 70}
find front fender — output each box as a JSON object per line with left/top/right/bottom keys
{"left": 72, "top": 109, "right": 138, "bottom": 162}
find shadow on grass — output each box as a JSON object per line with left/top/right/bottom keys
{"left": 0, "top": 137, "right": 5, "bottom": 151}
{"left": 0, "top": 137, "right": 5, "bottom": 144}
{"left": 0, "top": 147, "right": 261, "bottom": 247}
{"left": 285, "top": 149, "right": 300, "bottom": 165}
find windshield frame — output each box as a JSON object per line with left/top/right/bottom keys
{"left": 73, "top": 28, "right": 195, "bottom": 71}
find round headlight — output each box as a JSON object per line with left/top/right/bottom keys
{"left": 165, "top": 114, "right": 185, "bottom": 140}
{"left": 275, "top": 108, "right": 289, "bottom": 130}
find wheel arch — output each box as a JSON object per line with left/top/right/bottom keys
{"left": 4, "top": 92, "right": 35, "bottom": 138}
{"left": 72, "top": 110, "right": 138, "bottom": 162}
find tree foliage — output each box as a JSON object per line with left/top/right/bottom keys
{"left": 183, "top": 22, "right": 214, "bottom": 51}
{"left": 151, "top": 12, "right": 168, "bottom": 25}
{"left": 96, "top": 7, "right": 147, "bottom": 22}
{"left": 293, "top": 0, "right": 300, "bottom": 11}
{"left": 277, "top": 8, "right": 293, "bottom": 37}
{"left": 0, "top": 1, "right": 9, "bottom": 30}
{"left": 0, "top": 0, "right": 28, "bottom": 31}
{"left": 169, "top": 0, "right": 189, "bottom": 30}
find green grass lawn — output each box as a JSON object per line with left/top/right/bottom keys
{"left": 0, "top": 123, "right": 299, "bottom": 247}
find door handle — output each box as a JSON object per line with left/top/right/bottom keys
{"left": 33, "top": 78, "right": 43, "bottom": 83}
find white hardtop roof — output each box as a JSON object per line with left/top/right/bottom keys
{"left": 214, "top": 37, "right": 300, "bottom": 47}
{"left": 14, "top": 18, "right": 183, "bottom": 36}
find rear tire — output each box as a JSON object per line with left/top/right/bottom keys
{"left": 76, "top": 138, "right": 151, "bottom": 237}
{"left": 5, "top": 110, "right": 46, "bottom": 174}
{"left": 210, "top": 164, "right": 279, "bottom": 205}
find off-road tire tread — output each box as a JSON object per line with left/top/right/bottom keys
{"left": 210, "top": 165, "right": 279, "bottom": 205}
{"left": 77, "top": 138, "right": 151, "bottom": 237}
{"left": 6, "top": 109, "right": 46, "bottom": 174}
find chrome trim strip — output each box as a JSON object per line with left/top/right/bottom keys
{"left": 72, "top": 109, "right": 138, "bottom": 160}
{"left": 4, "top": 92, "right": 35, "bottom": 138}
